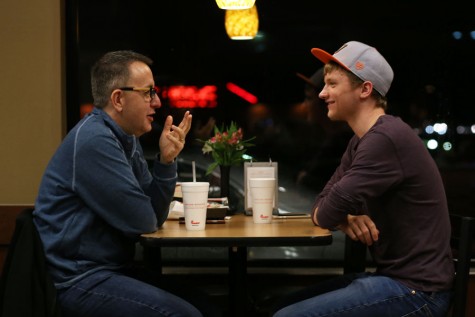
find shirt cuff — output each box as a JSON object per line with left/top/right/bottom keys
{"left": 152, "top": 156, "right": 178, "bottom": 180}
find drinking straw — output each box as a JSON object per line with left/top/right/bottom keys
{"left": 192, "top": 161, "right": 196, "bottom": 182}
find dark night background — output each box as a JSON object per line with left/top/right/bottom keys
{"left": 66, "top": 0, "right": 475, "bottom": 212}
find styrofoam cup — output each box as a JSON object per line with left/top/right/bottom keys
{"left": 249, "top": 178, "right": 275, "bottom": 224}
{"left": 181, "top": 182, "right": 210, "bottom": 230}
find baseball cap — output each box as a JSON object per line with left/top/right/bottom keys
{"left": 311, "top": 41, "right": 393, "bottom": 96}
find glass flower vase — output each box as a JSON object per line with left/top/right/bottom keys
{"left": 219, "top": 165, "right": 231, "bottom": 199}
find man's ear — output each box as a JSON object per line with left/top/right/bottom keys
{"left": 110, "top": 89, "right": 124, "bottom": 112}
{"left": 360, "top": 81, "right": 373, "bottom": 98}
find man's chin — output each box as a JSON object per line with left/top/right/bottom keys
{"left": 135, "top": 125, "right": 152, "bottom": 137}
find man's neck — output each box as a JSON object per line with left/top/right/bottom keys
{"left": 349, "top": 107, "right": 386, "bottom": 138}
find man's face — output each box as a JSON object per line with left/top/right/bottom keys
{"left": 118, "top": 61, "right": 161, "bottom": 136}
{"left": 319, "top": 69, "right": 360, "bottom": 122}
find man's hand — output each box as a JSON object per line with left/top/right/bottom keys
{"left": 338, "top": 214, "right": 379, "bottom": 246}
{"left": 159, "top": 111, "right": 192, "bottom": 164}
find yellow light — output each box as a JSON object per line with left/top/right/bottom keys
{"left": 215, "top": 0, "right": 255, "bottom": 10}
{"left": 225, "top": 5, "right": 259, "bottom": 40}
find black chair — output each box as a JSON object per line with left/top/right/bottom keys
{"left": 448, "top": 213, "right": 475, "bottom": 317}
{"left": 0, "top": 208, "right": 62, "bottom": 317}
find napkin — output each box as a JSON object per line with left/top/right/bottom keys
{"left": 168, "top": 200, "right": 184, "bottom": 219}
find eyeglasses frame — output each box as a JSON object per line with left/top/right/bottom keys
{"left": 118, "top": 86, "right": 159, "bottom": 102}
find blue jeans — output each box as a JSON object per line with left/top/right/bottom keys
{"left": 272, "top": 273, "right": 451, "bottom": 317}
{"left": 56, "top": 268, "right": 213, "bottom": 317}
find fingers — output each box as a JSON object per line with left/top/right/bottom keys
{"left": 347, "top": 215, "right": 379, "bottom": 246}
{"left": 163, "top": 115, "right": 173, "bottom": 131}
{"left": 172, "top": 112, "right": 193, "bottom": 143}
{"left": 178, "top": 111, "right": 192, "bottom": 134}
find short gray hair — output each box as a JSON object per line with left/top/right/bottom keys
{"left": 90, "top": 50, "right": 153, "bottom": 108}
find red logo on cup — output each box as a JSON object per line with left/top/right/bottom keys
{"left": 191, "top": 220, "right": 200, "bottom": 225}
{"left": 260, "top": 214, "right": 269, "bottom": 219}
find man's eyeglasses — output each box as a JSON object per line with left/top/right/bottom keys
{"left": 119, "top": 86, "right": 159, "bottom": 102}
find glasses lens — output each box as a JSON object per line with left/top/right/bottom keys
{"left": 149, "top": 86, "right": 158, "bottom": 100}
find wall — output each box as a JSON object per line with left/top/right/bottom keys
{"left": 0, "top": 0, "right": 64, "bottom": 205}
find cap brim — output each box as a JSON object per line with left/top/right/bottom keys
{"left": 311, "top": 48, "right": 350, "bottom": 71}
{"left": 296, "top": 72, "right": 319, "bottom": 89}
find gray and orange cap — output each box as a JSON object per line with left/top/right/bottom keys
{"left": 311, "top": 41, "right": 394, "bottom": 97}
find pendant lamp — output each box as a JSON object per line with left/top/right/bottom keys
{"left": 225, "top": 5, "right": 259, "bottom": 40}
{"left": 215, "top": 0, "right": 255, "bottom": 10}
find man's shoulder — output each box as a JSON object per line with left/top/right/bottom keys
{"left": 373, "top": 115, "right": 414, "bottom": 135}
{"left": 66, "top": 114, "right": 117, "bottom": 151}
{"left": 74, "top": 113, "right": 110, "bottom": 136}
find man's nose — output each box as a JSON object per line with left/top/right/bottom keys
{"left": 151, "top": 95, "right": 161, "bottom": 108}
{"left": 318, "top": 87, "right": 327, "bottom": 100}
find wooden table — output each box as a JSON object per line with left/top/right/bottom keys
{"left": 140, "top": 213, "right": 332, "bottom": 316}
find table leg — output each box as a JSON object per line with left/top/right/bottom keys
{"left": 228, "top": 246, "right": 248, "bottom": 316}
{"left": 343, "top": 235, "right": 366, "bottom": 274}
{"left": 142, "top": 246, "right": 163, "bottom": 276}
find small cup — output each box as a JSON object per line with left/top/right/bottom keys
{"left": 249, "top": 178, "right": 275, "bottom": 224}
{"left": 181, "top": 182, "right": 210, "bottom": 230}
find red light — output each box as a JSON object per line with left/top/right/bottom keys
{"left": 80, "top": 103, "right": 94, "bottom": 118}
{"left": 226, "top": 82, "right": 258, "bottom": 104}
{"left": 164, "top": 85, "right": 218, "bottom": 108}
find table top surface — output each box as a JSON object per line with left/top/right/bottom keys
{"left": 140, "top": 213, "right": 332, "bottom": 247}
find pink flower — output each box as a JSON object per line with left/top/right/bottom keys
{"left": 197, "top": 121, "right": 255, "bottom": 175}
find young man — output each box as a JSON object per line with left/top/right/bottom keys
{"left": 33, "top": 51, "right": 208, "bottom": 316}
{"left": 273, "top": 41, "right": 453, "bottom": 316}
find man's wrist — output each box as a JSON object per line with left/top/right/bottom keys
{"left": 157, "top": 153, "right": 175, "bottom": 165}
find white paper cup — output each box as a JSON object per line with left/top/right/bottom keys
{"left": 249, "top": 178, "right": 275, "bottom": 224}
{"left": 181, "top": 182, "right": 210, "bottom": 230}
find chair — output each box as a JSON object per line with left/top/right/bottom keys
{"left": 448, "top": 213, "right": 475, "bottom": 317}
{"left": 0, "top": 208, "right": 62, "bottom": 317}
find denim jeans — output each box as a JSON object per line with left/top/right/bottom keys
{"left": 272, "top": 272, "right": 451, "bottom": 317}
{"left": 56, "top": 268, "right": 212, "bottom": 317}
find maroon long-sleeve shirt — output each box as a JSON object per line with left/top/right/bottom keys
{"left": 313, "top": 115, "right": 454, "bottom": 292}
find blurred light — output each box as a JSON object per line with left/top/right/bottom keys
{"left": 254, "top": 31, "right": 264, "bottom": 39}
{"left": 471, "top": 31, "right": 475, "bottom": 40}
{"left": 226, "top": 82, "right": 258, "bottom": 104}
{"left": 425, "top": 125, "right": 434, "bottom": 134}
{"left": 427, "top": 139, "right": 438, "bottom": 150}
{"left": 443, "top": 142, "right": 452, "bottom": 151}
{"left": 456, "top": 125, "right": 466, "bottom": 134}
{"left": 433, "top": 122, "right": 448, "bottom": 135}
{"left": 471, "top": 125, "right": 475, "bottom": 134}
{"left": 242, "top": 154, "right": 253, "bottom": 160}
{"left": 452, "top": 31, "right": 463, "bottom": 40}
{"left": 225, "top": 5, "right": 259, "bottom": 40}
{"left": 165, "top": 85, "right": 218, "bottom": 108}
{"left": 215, "top": 0, "right": 255, "bottom": 9}
{"left": 283, "top": 247, "right": 299, "bottom": 258}
{"left": 80, "top": 103, "right": 94, "bottom": 118}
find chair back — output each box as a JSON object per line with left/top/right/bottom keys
{"left": 0, "top": 208, "right": 62, "bottom": 317}
{"left": 449, "top": 213, "right": 475, "bottom": 317}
